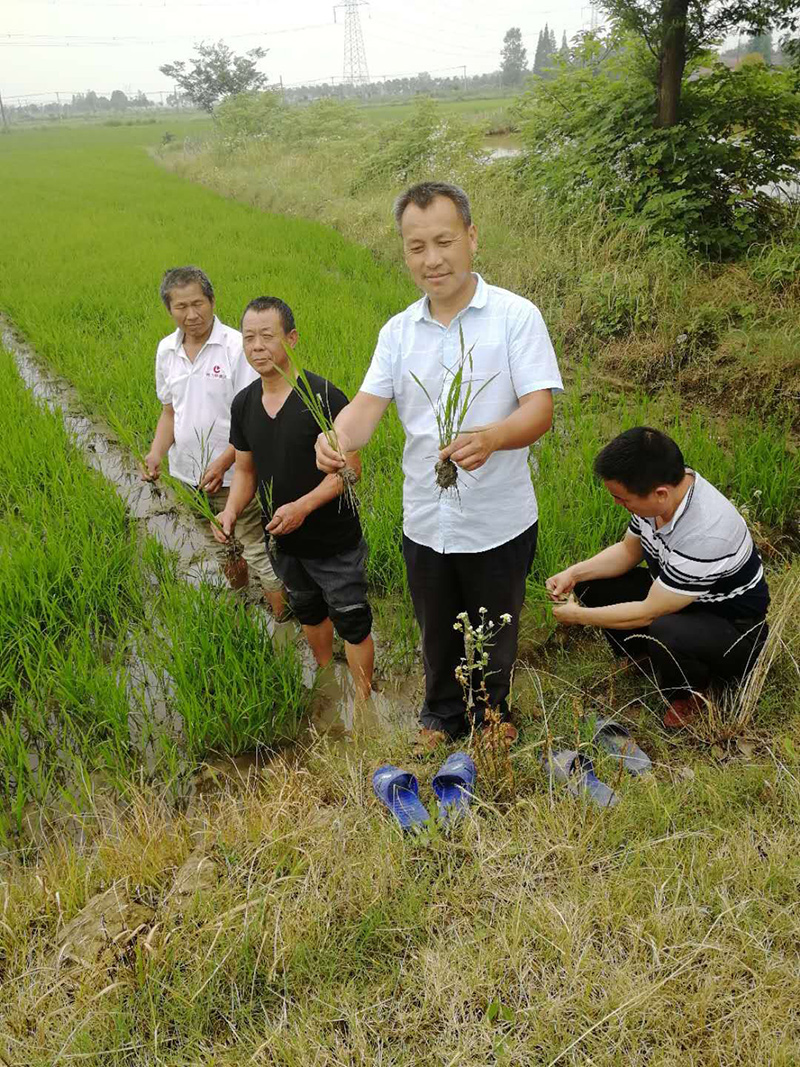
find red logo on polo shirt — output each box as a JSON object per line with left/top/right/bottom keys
{"left": 205, "top": 363, "right": 228, "bottom": 380}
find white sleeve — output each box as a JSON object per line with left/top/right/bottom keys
{"left": 360, "top": 323, "right": 395, "bottom": 400}
{"left": 508, "top": 302, "right": 563, "bottom": 398}
{"left": 155, "top": 347, "right": 172, "bottom": 405}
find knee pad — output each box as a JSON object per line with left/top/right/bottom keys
{"left": 329, "top": 601, "right": 373, "bottom": 645}
{"left": 286, "top": 589, "right": 328, "bottom": 628}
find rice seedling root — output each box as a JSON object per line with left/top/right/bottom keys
{"left": 435, "top": 458, "right": 459, "bottom": 491}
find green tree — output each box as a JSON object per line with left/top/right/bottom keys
{"left": 109, "top": 90, "right": 128, "bottom": 110}
{"left": 501, "top": 27, "right": 528, "bottom": 84}
{"left": 560, "top": 31, "right": 570, "bottom": 61}
{"left": 518, "top": 36, "right": 800, "bottom": 255}
{"left": 159, "top": 40, "right": 269, "bottom": 112}
{"left": 533, "top": 24, "right": 556, "bottom": 74}
{"left": 746, "top": 30, "right": 773, "bottom": 64}
{"left": 600, "top": 0, "right": 797, "bottom": 127}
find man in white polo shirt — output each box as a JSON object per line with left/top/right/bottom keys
{"left": 142, "top": 265, "right": 285, "bottom": 616}
{"left": 316, "top": 182, "right": 563, "bottom": 748}
{"left": 546, "top": 427, "right": 770, "bottom": 728}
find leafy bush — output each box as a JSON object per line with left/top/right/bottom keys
{"left": 352, "top": 98, "right": 485, "bottom": 191}
{"left": 214, "top": 90, "right": 283, "bottom": 138}
{"left": 516, "top": 36, "right": 800, "bottom": 257}
{"left": 215, "top": 93, "right": 360, "bottom": 147}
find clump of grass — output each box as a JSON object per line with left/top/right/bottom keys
{"left": 274, "top": 343, "right": 359, "bottom": 510}
{"left": 698, "top": 565, "right": 800, "bottom": 744}
{"left": 411, "top": 325, "right": 498, "bottom": 494}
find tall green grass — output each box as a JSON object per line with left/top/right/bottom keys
{"left": 0, "top": 345, "right": 309, "bottom": 839}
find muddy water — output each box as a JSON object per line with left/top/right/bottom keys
{"left": 3, "top": 316, "right": 419, "bottom": 823}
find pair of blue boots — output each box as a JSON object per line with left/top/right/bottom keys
{"left": 372, "top": 752, "right": 476, "bottom": 830}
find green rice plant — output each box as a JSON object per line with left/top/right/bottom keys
{"left": 148, "top": 577, "right": 310, "bottom": 759}
{"left": 410, "top": 324, "right": 499, "bottom": 493}
{"left": 274, "top": 343, "right": 360, "bottom": 510}
{"left": 260, "top": 476, "right": 278, "bottom": 555}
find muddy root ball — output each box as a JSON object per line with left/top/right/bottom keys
{"left": 339, "top": 466, "right": 359, "bottom": 487}
{"left": 435, "top": 458, "right": 458, "bottom": 491}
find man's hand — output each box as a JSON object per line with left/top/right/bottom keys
{"left": 199, "top": 455, "right": 229, "bottom": 494}
{"left": 546, "top": 567, "right": 578, "bottom": 602}
{"left": 315, "top": 431, "right": 350, "bottom": 473}
{"left": 213, "top": 508, "right": 237, "bottom": 544}
{"left": 551, "top": 594, "right": 583, "bottom": 625}
{"left": 141, "top": 451, "right": 161, "bottom": 482}
{"left": 439, "top": 427, "right": 499, "bottom": 472}
{"left": 267, "top": 500, "right": 309, "bottom": 537}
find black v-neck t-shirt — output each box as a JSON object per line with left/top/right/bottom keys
{"left": 230, "top": 372, "right": 361, "bottom": 559}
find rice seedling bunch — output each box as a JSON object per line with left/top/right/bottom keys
{"left": 410, "top": 325, "right": 498, "bottom": 494}
{"left": 274, "top": 343, "right": 359, "bottom": 510}
{"left": 261, "top": 477, "right": 279, "bottom": 556}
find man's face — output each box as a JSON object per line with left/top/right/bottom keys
{"left": 166, "top": 282, "right": 215, "bottom": 340}
{"left": 604, "top": 480, "right": 669, "bottom": 518}
{"left": 241, "top": 308, "right": 297, "bottom": 378}
{"left": 400, "top": 195, "right": 478, "bottom": 303}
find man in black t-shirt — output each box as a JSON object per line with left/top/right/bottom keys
{"left": 213, "top": 296, "right": 374, "bottom": 701}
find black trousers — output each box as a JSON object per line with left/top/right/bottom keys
{"left": 402, "top": 523, "right": 538, "bottom": 738}
{"left": 575, "top": 570, "right": 768, "bottom": 699}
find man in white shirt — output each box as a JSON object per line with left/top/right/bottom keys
{"left": 142, "top": 266, "right": 284, "bottom": 616}
{"left": 316, "top": 182, "right": 562, "bottom": 748}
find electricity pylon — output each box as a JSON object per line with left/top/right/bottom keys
{"left": 334, "top": 0, "right": 370, "bottom": 87}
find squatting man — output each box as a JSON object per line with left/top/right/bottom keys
{"left": 316, "top": 181, "right": 563, "bottom": 749}
{"left": 546, "top": 427, "right": 770, "bottom": 728}
{"left": 142, "top": 266, "right": 285, "bottom": 617}
{"left": 213, "top": 297, "right": 375, "bottom": 702}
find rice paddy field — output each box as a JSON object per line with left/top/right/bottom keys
{"left": 0, "top": 120, "right": 799, "bottom": 1064}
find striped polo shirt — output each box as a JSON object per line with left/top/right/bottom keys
{"left": 627, "top": 470, "right": 769, "bottom": 620}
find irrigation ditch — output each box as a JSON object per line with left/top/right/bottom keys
{"left": 1, "top": 314, "right": 419, "bottom": 840}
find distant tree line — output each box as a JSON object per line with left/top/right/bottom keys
{"left": 8, "top": 89, "right": 167, "bottom": 121}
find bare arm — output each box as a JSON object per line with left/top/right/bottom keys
{"left": 439, "top": 389, "right": 554, "bottom": 472}
{"left": 316, "top": 393, "right": 391, "bottom": 472}
{"left": 213, "top": 450, "right": 257, "bottom": 542}
{"left": 142, "top": 404, "right": 175, "bottom": 480}
{"left": 268, "top": 453, "right": 362, "bottom": 536}
{"left": 553, "top": 580, "right": 697, "bottom": 630}
{"left": 546, "top": 534, "right": 645, "bottom": 599}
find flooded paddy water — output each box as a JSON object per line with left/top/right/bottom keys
{"left": 2, "top": 315, "right": 420, "bottom": 835}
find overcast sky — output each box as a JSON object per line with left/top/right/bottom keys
{"left": 2, "top": 0, "right": 593, "bottom": 103}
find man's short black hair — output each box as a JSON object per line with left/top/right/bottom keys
{"left": 393, "top": 181, "right": 472, "bottom": 231}
{"left": 594, "top": 427, "right": 686, "bottom": 496}
{"left": 240, "top": 296, "right": 296, "bottom": 335}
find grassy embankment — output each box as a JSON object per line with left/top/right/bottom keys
{"left": 0, "top": 121, "right": 799, "bottom": 1063}
{"left": 165, "top": 95, "right": 800, "bottom": 425}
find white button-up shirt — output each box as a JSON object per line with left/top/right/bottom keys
{"left": 155, "top": 316, "right": 258, "bottom": 487}
{"left": 361, "top": 274, "right": 563, "bottom": 554}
